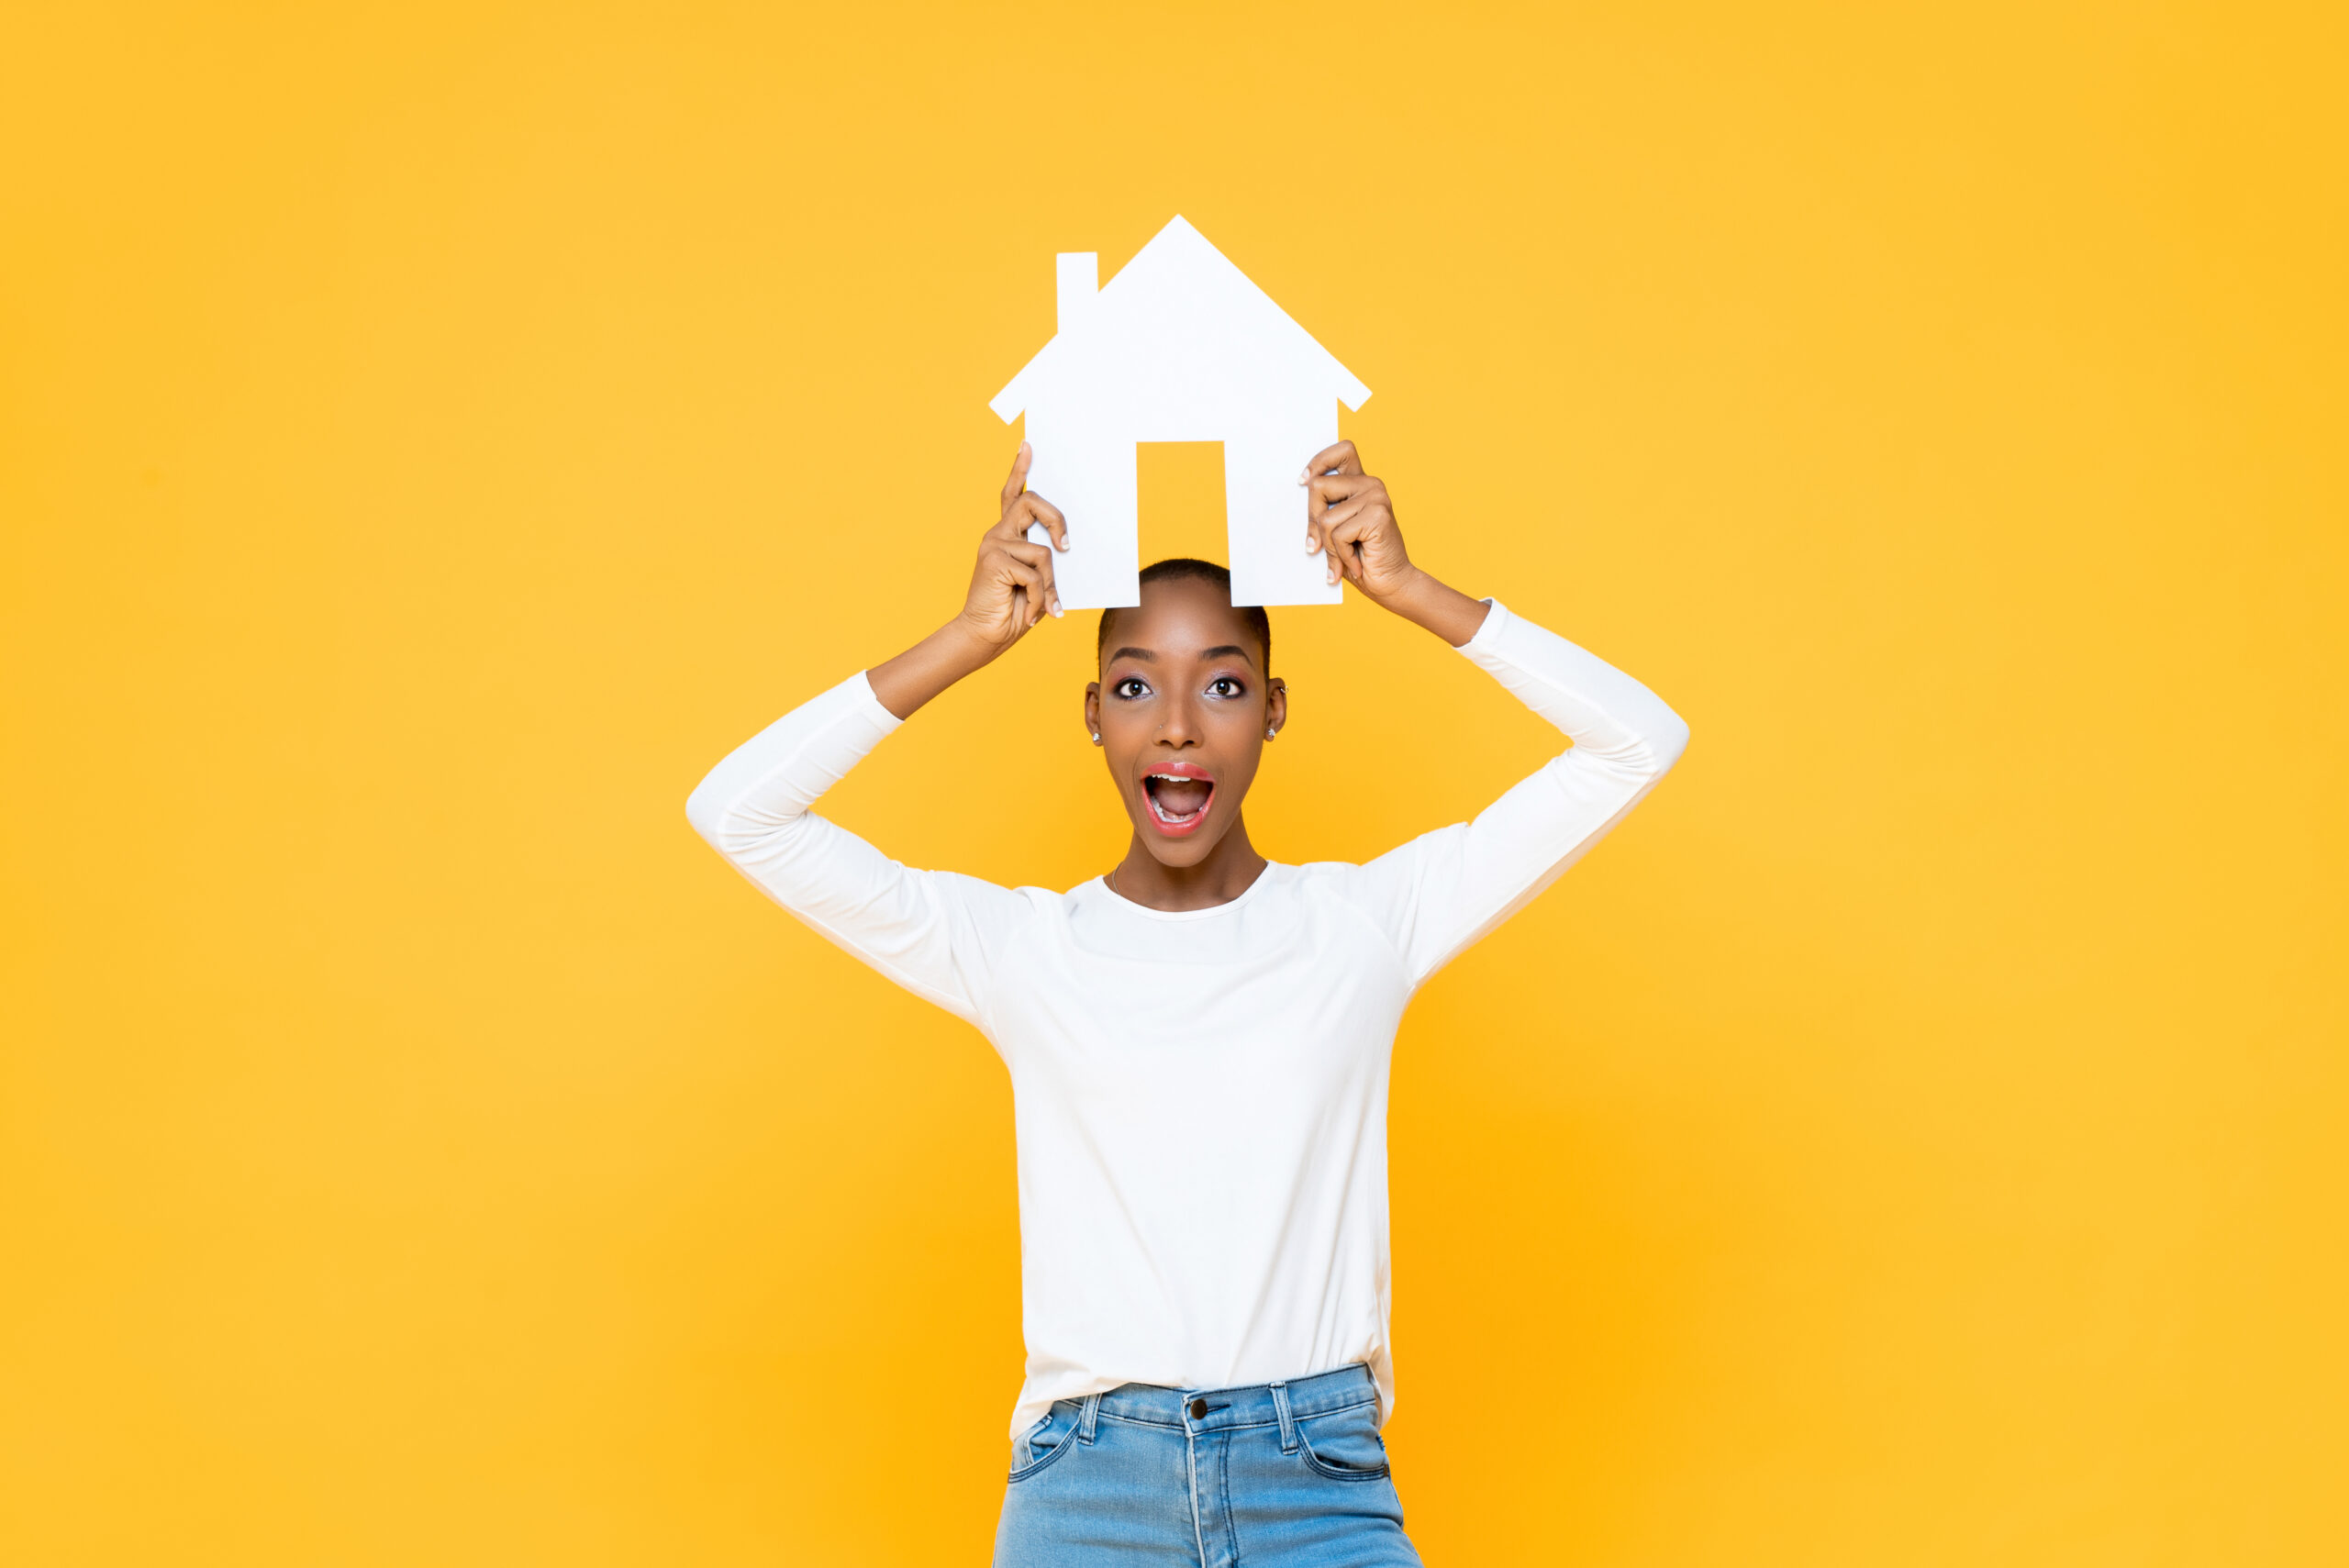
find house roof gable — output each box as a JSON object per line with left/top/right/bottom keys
{"left": 991, "top": 216, "right": 1371, "bottom": 422}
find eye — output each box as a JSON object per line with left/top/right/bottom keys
{"left": 1112, "top": 676, "right": 1152, "bottom": 699}
{"left": 1207, "top": 675, "right": 1247, "bottom": 699}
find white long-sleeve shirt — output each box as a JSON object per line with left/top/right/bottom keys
{"left": 685, "top": 600, "right": 1688, "bottom": 1438}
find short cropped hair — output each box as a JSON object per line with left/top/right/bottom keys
{"left": 1096, "top": 558, "right": 1274, "bottom": 673}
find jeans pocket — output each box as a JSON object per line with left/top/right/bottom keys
{"left": 1297, "top": 1402, "right": 1392, "bottom": 1482}
{"left": 1008, "top": 1402, "right": 1082, "bottom": 1483}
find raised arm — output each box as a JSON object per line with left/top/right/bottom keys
{"left": 684, "top": 446, "right": 1072, "bottom": 1026}
{"left": 1302, "top": 440, "right": 1691, "bottom": 988}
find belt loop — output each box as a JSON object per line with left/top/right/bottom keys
{"left": 1078, "top": 1393, "right": 1101, "bottom": 1446}
{"left": 1270, "top": 1380, "right": 1297, "bottom": 1454}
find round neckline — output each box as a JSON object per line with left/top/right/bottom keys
{"left": 1090, "top": 861, "right": 1281, "bottom": 920}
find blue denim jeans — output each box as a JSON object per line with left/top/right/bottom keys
{"left": 992, "top": 1362, "right": 1421, "bottom": 1566}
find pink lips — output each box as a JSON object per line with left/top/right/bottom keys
{"left": 1139, "top": 761, "right": 1216, "bottom": 838}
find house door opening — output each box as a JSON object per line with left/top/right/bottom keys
{"left": 1137, "top": 442, "right": 1228, "bottom": 570}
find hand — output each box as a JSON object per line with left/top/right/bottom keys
{"left": 1302, "top": 440, "right": 1419, "bottom": 604}
{"left": 1302, "top": 439, "right": 1491, "bottom": 647}
{"left": 956, "top": 442, "right": 1069, "bottom": 655}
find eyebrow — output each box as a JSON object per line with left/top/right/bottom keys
{"left": 1107, "top": 645, "right": 1259, "bottom": 668}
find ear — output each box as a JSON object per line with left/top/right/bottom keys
{"left": 1085, "top": 681, "right": 1103, "bottom": 742}
{"left": 1265, "top": 677, "right": 1289, "bottom": 740}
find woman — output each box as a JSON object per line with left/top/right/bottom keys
{"left": 686, "top": 439, "right": 1688, "bottom": 1565}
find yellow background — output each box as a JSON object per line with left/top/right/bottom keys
{"left": 4, "top": 3, "right": 2343, "bottom": 1562}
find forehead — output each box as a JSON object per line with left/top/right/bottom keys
{"left": 1098, "top": 577, "right": 1264, "bottom": 665}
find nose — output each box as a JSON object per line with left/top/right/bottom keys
{"left": 1156, "top": 690, "right": 1203, "bottom": 748}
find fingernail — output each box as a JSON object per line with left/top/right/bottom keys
{"left": 1297, "top": 468, "right": 1309, "bottom": 484}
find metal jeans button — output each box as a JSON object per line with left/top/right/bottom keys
{"left": 1189, "top": 1397, "right": 1208, "bottom": 1420}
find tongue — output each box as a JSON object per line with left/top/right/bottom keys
{"left": 1153, "top": 779, "right": 1210, "bottom": 817}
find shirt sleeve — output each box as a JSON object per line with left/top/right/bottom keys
{"left": 1346, "top": 600, "right": 1691, "bottom": 992}
{"left": 684, "top": 671, "right": 1030, "bottom": 1028}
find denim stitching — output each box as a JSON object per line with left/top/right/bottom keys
{"left": 1219, "top": 1428, "right": 1240, "bottom": 1565}
{"left": 1096, "top": 1395, "right": 1378, "bottom": 1435}
{"left": 1005, "top": 1409, "right": 1084, "bottom": 1485}
{"left": 1184, "top": 1424, "right": 1208, "bottom": 1568}
{"left": 1097, "top": 1411, "right": 1187, "bottom": 1431}
{"left": 1297, "top": 1412, "right": 1393, "bottom": 1483}
{"left": 1282, "top": 1395, "right": 1377, "bottom": 1426}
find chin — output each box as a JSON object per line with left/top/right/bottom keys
{"left": 1131, "top": 819, "right": 1226, "bottom": 867}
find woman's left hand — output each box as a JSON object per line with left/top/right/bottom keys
{"left": 1303, "top": 440, "right": 1420, "bottom": 604}
{"left": 1303, "top": 439, "right": 1493, "bottom": 647}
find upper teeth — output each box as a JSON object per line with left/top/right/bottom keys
{"left": 1149, "top": 773, "right": 1204, "bottom": 782}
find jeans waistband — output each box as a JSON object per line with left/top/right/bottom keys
{"left": 1091, "top": 1362, "right": 1378, "bottom": 1434}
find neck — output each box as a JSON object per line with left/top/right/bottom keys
{"left": 1108, "top": 820, "right": 1268, "bottom": 912}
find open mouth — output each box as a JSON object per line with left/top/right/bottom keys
{"left": 1141, "top": 766, "right": 1216, "bottom": 836}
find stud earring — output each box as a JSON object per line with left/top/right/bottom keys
{"left": 1265, "top": 728, "right": 1277, "bottom": 740}
{"left": 1090, "top": 732, "right": 1101, "bottom": 744}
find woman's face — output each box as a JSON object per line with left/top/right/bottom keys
{"left": 1086, "top": 577, "right": 1286, "bottom": 869}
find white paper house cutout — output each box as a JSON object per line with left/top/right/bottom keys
{"left": 990, "top": 216, "right": 1372, "bottom": 608}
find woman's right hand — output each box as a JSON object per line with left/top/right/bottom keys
{"left": 955, "top": 442, "right": 1069, "bottom": 654}
{"left": 867, "top": 445, "right": 1069, "bottom": 720}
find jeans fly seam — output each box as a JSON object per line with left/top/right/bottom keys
{"left": 1219, "top": 1429, "right": 1241, "bottom": 1566}
{"left": 1185, "top": 1426, "right": 1208, "bottom": 1568}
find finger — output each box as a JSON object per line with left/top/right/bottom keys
{"left": 1304, "top": 488, "right": 1373, "bottom": 553}
{"left": 1298, "top": 439, "right": 1362, "bottom": 480}
{"left": 1309, "top": 517, "right": 1349, "bottom": 585}
{"left": 1297, "top": 439, "right": 1363, "bottom": 482}
{"left": 994, "top": 552, "right": 1050, "bottom": 628}
{"left": 989, "top": 488, "right": 1058, "bottom": 542}
{"left": 1307, "top": 473, "right": 1375, "bottom": 524}
{"left": 1327, "top": 503, "right": 1389, "bottom": 584}
{"left": 1327, "top": 513, "right": 1378, "bottom": 583}
{"left": 1019, "top": 492, "right": 1070, "bottom": 551}
{"left": 1319, "top": 524, "right": 1353, "bottom": 586}
{"left": 997, "top": 491, "right": 1065, "bottom": 547}
{"left": 1001, "top": 538, "right": 1056, "bottom": 576}
{"left": 1001, "top": 441, "right": 1033, "bottom": 508}
{"left": 1316, "top": 495, "right": 1385, "bottom": 538}
{"left": 998, "top": 539, "right": 1061, "bottom": 619}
